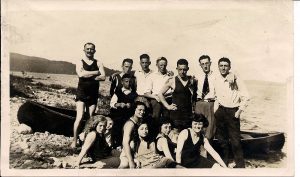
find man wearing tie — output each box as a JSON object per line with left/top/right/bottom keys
{"left": 195, "top": 55, "right": 216, "bottom": 141}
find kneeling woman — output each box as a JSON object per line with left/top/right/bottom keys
{"left": 76, "top": 115, "right": 120, "bottom": 168}
{"left": 120, "top": 119, "right": 180, "bottom": 168}
{"left": 176, "top": 114, "right": 227, "bottom": 168}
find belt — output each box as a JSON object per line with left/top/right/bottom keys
{"left": 218, "top": 104, "right": 238, "bottom": 109}
{"left": 196, "top": 98, "right": 215, "bottom": 102}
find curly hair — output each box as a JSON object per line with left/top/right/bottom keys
{"left": 83, "top": 115, "right": 107, "bottom": 134}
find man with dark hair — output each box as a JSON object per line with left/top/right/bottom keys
{"left": 144, "top": 57, "right": 174, "bottom": 136}
{"left": 195, "top": 55, "right": 216, "bottom": 142}
{"left": 109, "top": 58, "right": 136, "bottom": 97}
{"left": 110, "top": 73, "right": 138, "bottom": 147}
{"left": 158, "top": 59, "right": 197, "bottom": 137}
{"left": 72, "top": 42, "right": 106, "bottom": 148}
{"left": 134, "top": 54, "right": 153, "bottom": 96}
{"left": 214, "top": 57, "right": 250, "bottom": 168}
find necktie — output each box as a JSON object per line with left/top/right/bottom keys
{"left": 202, "top": 74, "right": 209, "bottom": 99}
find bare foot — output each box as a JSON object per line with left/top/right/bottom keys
{"left": 70, "top": 141, "right": 77, "bottom": 148}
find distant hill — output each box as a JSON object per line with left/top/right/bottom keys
{"left": 10, "top": 53, "right": 119, "bottom": 76}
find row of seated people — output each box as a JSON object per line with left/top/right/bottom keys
{"left": 75, "top": 102, "right": 227, "bottom": 169}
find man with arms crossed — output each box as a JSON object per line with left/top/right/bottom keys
{"left": 214, "top": 57, "right": 250, "bottom": 168}
{"left": 71, "top": 42, "right": 106, "bottom": 148}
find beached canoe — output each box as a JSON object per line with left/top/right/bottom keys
{"left": 17, "top": 101, "right": 285, "bottom": 154}
{"left": 212, "top": 131, "right": 285, "bottom": 155}
{"left": 17, "top": 100, "right": 88, "bottom": 137}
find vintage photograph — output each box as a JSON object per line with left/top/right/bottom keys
{"left": 1, "top": 0, "right": 294, "bottom": 176}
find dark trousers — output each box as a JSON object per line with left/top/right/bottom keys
{"left": 215, "top": 106, "right": 245, "bottom": 168}
{"left": 170, "top": 108, "right": 192, "bottom": 132}
{"left": 150, "top": 98, "right": 171, "bottom": 136}
{"left": 110, "top": 109, "right": 131, "bottom": 147}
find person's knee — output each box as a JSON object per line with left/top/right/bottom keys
{"left": 212, "top": 163, "right": 222, "bottom": 168}
{"left": 118, "top": 157, "right": 129, "bottom": 168}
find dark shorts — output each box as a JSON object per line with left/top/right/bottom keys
{"left": 76, "top": 82, "right": 99, "bottom": 105}
{"left": 170, "top": 108, "right": 192, "bottom": 131}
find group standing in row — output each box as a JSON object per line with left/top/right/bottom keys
{"left": 72, "top": 42, "right": 250, "bottom": 168}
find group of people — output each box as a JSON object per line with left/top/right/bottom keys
{"left": 72, "top": 42, "right": 250, "bottom": 169}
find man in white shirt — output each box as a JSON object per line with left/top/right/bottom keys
{"left": 144, "top": 57, "right": 173, "bottom": 135}
{"left": 195, "top": 55, "right": 216, "bottom": 141}
{"left": 214, "top": 57, "right": 250, "bottom": 168}
{"left": 134, "top": 54, "right": 153, "bottom": 96}
{"left": 133, "top": 54, "right": 153, "bottom": 110}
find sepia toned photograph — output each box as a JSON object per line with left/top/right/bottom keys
{"left": 1, "top": 0, "right": 294, "bottom": 176}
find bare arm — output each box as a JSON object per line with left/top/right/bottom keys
{"left": 122, "top": 122, "right": 136, "bottom": 168}
{"left": 76, "top": 60, "right": 100, "bottom": 78}
{"left": 158, "top": 138, "right": 174, "bottom": 161}
{"left": 158, "top": 78, "right": 176, "bottom": 110}
{"left": 176, "top": 130, "right": 188, "bottom": 164}
{"left": 76, "top": 131, "right": 97, "bottom": 166}
{"left": 95, "top": 61, "right": 106, "bottom": 81}
{"left": 203, "top": 138, "right": 227, "bottom": 167}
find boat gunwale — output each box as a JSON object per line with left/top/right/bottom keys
{"left": 240, "top": 131, "right": 284, "bottom": 142}
{"left": 26, "top": 100, "right": 76, "bottom": 120}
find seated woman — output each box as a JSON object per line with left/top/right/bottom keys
{"left": 176, "top": 113, "right": 227, "bottom": 168}
{"left": 119, "top": 101, "right": 147, "bottom": 168}
{"left": 75, "top": 115, "right": 120, "bottom": 168}
{"left": 120, "top": 119, "right": 180, "bottom": 168}
{"left": 155, "top": 119, "right": 177, "bottom": 161}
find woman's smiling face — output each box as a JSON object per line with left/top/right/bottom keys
{"left": 191, "top": 121, "right": 203, "bottom": 133}
{"left": 160, "top": 123, "right": 172, "bottom": 136}
{"left": 134, "top": 105, "right": 146, "bottom": 118}
{"left": 138, "top": 123, "right": 149, "bottom": 138}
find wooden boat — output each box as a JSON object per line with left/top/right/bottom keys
{"left": 212, "top": 131, "right": 285, "bottom": 155}
{"left": 17, "top": 101, "right": 285, "bottom": 154}
{"left": 17, "top": 100, "right": 88, "bottom": 137}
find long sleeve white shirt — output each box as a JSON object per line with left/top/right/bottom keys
{"left": 134, "top": 69, "right": 153, "bottom": 95}
{"left": 214, "top": 72, "right": 250, "bottom": 111}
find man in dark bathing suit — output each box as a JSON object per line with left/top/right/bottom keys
{"left": 71, "top": 42, "right": 106, "bottom": 148}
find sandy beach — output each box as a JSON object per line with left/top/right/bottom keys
{"left": 9, "top": 72, "right": 288, "bottom": 169}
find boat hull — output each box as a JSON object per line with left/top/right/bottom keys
{"left": 17, "top": 101, "right": 87, "bottom": 136}
{"left": 212, "top": 131, "right": 285, "bottom": 155}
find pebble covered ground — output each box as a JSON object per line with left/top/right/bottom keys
{"left": 9, "top": 74, "right": 287, "bottom": 169}
{"left": 9, "top": 75, "right": 110, "bottom": 169}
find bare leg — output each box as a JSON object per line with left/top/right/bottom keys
{"left": 88, "top": 104, "right": 97, "bottom": 117}
{"left": 76, "top": 131, "right": 97, "bottom": 167}
{"left": 71, "top": 101, "right": 85, "bottom": 148}
{"left": 118, "top": 156, "right": 129, "bottom": 169}
{"left": 212, "top": 163, "right": 222, "bottom": 168}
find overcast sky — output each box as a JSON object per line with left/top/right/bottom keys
{"left": 5, "top": 0, "right": 293, "bottom": 83}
